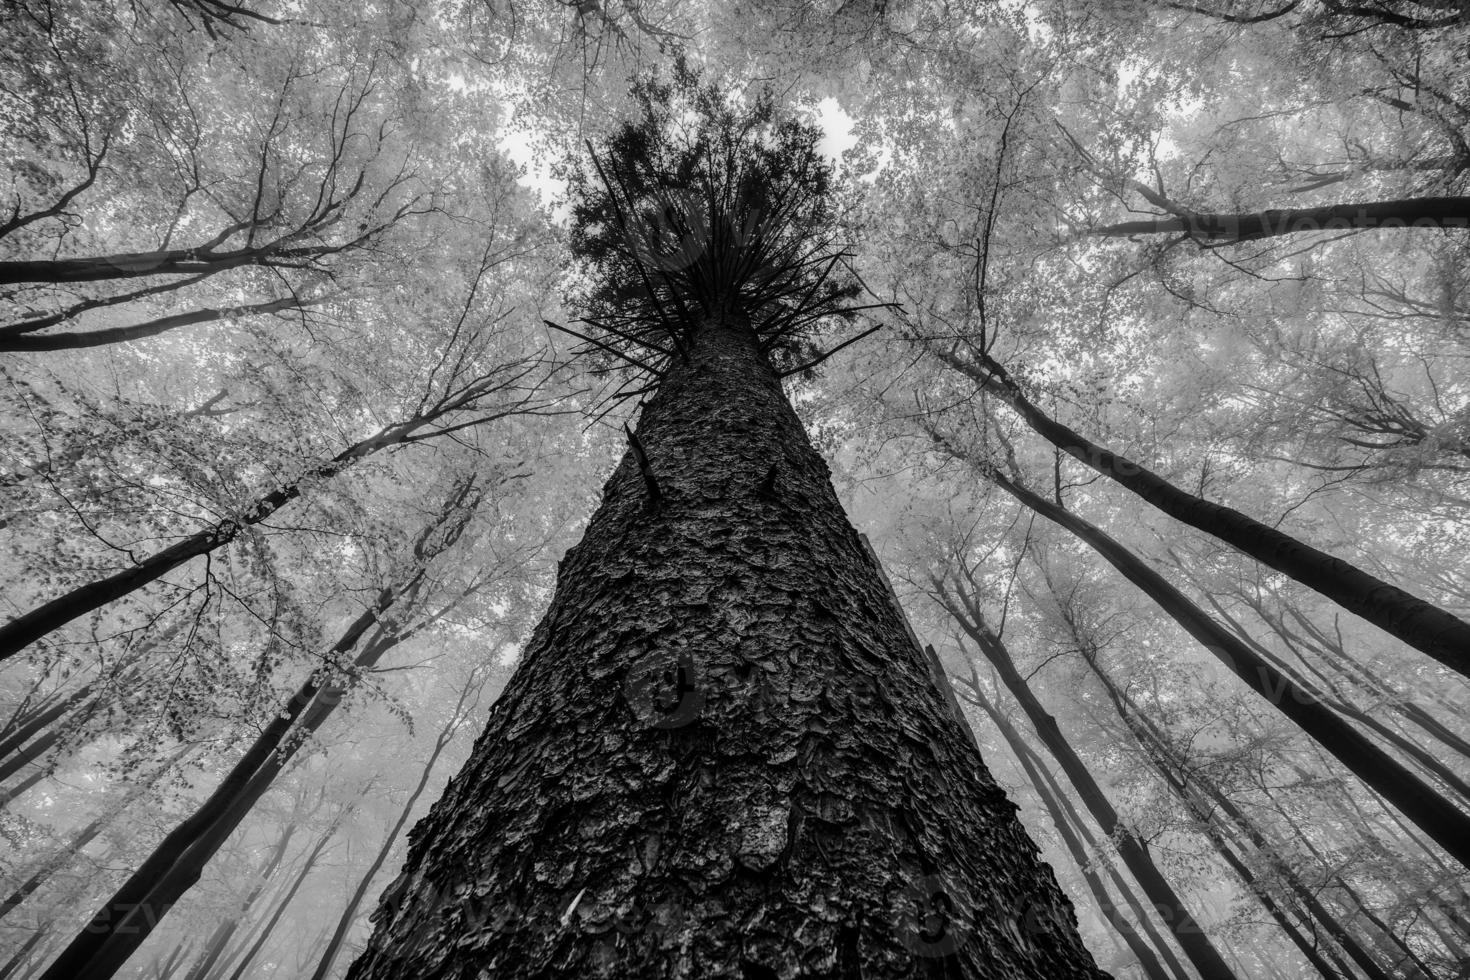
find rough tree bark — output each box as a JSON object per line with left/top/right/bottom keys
{"left": 346, "top": 317, "right": 1109, "bottom": 979}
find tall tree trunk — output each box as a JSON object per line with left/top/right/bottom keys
{"left": 0, "top": 683, "right": 94, "bottom": 760}
{"left": 1085, "top": 196, "right": 1470, "bottom": 240}
{"left": 956, "top": 675, "right": 1183, "bottom": 980}
{"left": 930, "top": 430, "right": 1470, "bottom": 871}
{"left": 0, "top": 241, "right": 334, "bottom": 285}
{"left": 1009, "top": 715, "right": 1194, "bottom": 980}
{"left": 0, "top": 929, "right": 46, "bottom": 980}
{"left": 932, "top": 350, "right": 1470, "bottom": 678}
{"left": 0, "top": 727, "right": 63, "bottom": 785}
{"left": 938, "top": 596, "right": 1241, "bottom": 980}
{"left": 0, "top": 767, "right": 47, "bottom": 809}
{"left": 347, "top": 318, "right": 1108, "bottom": 979}
{"left": 1189, "top": 591, "right": 1470, "bottom": 801}
{"left": 0, "top": 386, "right": 510, "bottom": 663}
{"left": 1, "top": 747, "right": 193, "bottom": 922}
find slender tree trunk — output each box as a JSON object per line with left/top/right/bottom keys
{"left": 1193, "top": 593, "right": 1470, "bottom": 801}
{"left": 0, "top": 929, "right": 46, "bottom": 980}
{"left": 1, "top": 747, "right": 192, "bottom": 922}
{"left": 0, "top": 297, "right": 314, "bottom": 352}
{"left": 179, "top": 820, "right": 299, "bottom": 980}
{"left": 307, "top": 672, "right": 478, "bottom": 980}
{"left": 934, "top": 351, "right": 1470, "bottom": 678}
{"left": 1015, "top": 721, "right": 1194, "bottom": 980}
{"left": 36, "top": 597, "right": 410, "bottom": 980}
{"left": 1086, "top": 196, "right": 1470, "bottom": 240}
{"left": 220, "top": 816, "right": 344, "bottom": 980}
{"left": 0, "top": 407, "right": 465, "bottom": 663}
{"left": 0, "top": 273, "right": 213, "bottom": 337}
{"left": 0, "top": 241, "right": 330, "bottom": 285}
{"left": 958, "top": 677, "right": 1182, "bottom": 980}
{"left": 346, "top": 318, "right": 1108, "bottom": 979}
{"left": 1287, "top": 830, "right": 1440, "bottom": 980}
{"left": 0, "top": 767, "right": 47, "bottom": 809}
{"left": 0, "top": 684, "right": 93, "bottom": 764}
{"left": 1077, "top": 651, "right": 1391, "bottom": 980}
{"left": 939, "top": 600, "right": 1240, "bottom": 980}
{"left": 931, "top": 432, "right": 1470, "bottom": 871}
{"left": 1182, "top": 571, "right": 1470, "bottom": 764}
{"left": 0, "top": 727, "right": 63, "bottom": 785}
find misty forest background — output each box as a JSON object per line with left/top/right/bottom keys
{"left": 2, "top": 1, "right": 1468, "bottom": 978}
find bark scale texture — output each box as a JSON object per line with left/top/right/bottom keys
{"left": 347, "top": 318, "right": 1108, "bottom": 979}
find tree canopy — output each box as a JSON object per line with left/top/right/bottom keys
{"left": 1, "top": 1, "right": 1467, "bottom": 978}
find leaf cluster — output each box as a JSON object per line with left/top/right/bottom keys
{"left": 560, "top": 63, "right": 867, "bottom": 380}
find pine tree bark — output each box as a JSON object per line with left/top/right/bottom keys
{"left": 347, "top": 317, "right": 1108, "bottom": 979}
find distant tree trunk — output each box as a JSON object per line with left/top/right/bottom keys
{"left": 0, "top": 388, "right": 509, "bottom": 663}
{"left": 1286, "top": 827, "right": 1441, "bottom": 980}
{"left": 937, "top": 596, "right": 1240, "bottom": 980}
{"left": 37, "top": 597, "right": 413, "bottom": 980}
{"left": 1086, "top": 196, "right": 1470, "bottom": 240}
{"left": 956, "top": 674, "right": 1184, "bottom": 980}
{"left": 221, "top": 813, "right": 346, "bottom": 980}
{"left": 0, "top": 683, "right": 93, "bottom": 759}
{"left": 0, "top": 767, "right": 47, "bottom": 809}
{"left": 1241, "top": 594, "right": 1470, "bottom": 761}
{"left": 35, "top": 477, "right": 484, "bottom": 980}
{"left": 179, "top": 819, "right": 300, "bottom": 980}
{"left": 0, "top": 726, "right": 63, "bottom": 785}
{"left": 929, "top": 429, "right": 1470, "bottom": 871}
{"left": 933, "top": 350, "right": 1470, "bottom": 679}
{"left": 1, "top": 747, "right": 192, "bottom": 922}
{"left": 347, "top": 317, "right": 1108, "bottom": 979}
{"left": 1006, "top": 717, "right": 1193, "bottom": 980}
{"left": 1072, "top": 646, "right": 1392, "bottom": 980}
{"left": 0, "top": 929, "right": 46, "bottom": 979}
{"left": 307, "top": 669, "right": 484, "bottom": 980}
